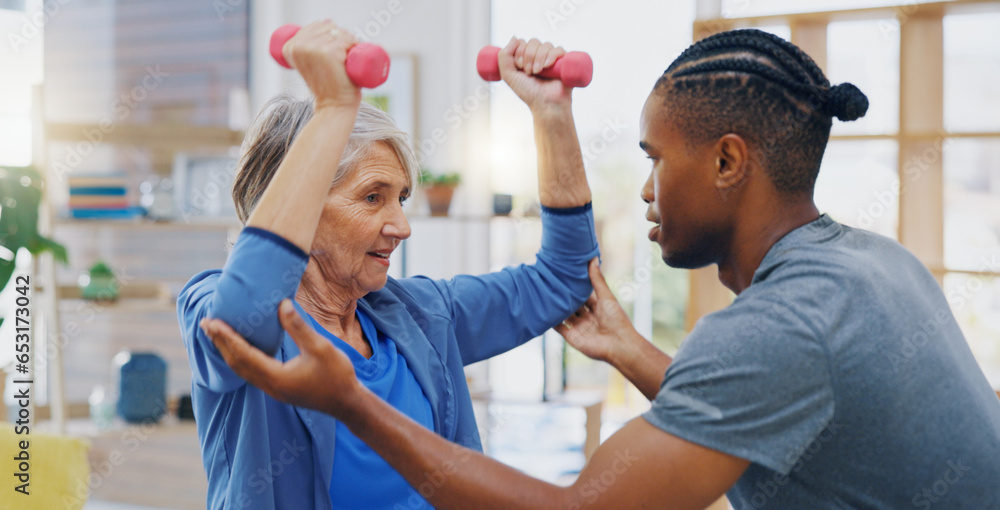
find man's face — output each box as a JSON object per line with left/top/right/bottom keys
{"left": 638, "top": 91, "right": 729, "bottom": 269}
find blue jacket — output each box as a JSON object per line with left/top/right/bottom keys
{"left": 177, "top": 205, "right": 600, "bottom": 509}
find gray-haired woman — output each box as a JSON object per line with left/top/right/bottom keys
{"left": 178, "top": 22, "right": 599, "bottom": 509}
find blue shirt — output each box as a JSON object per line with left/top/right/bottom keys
{"left": 178, "top": 204, "right": 600, "bottom": 510}
{"left": 304, "top": 311, "right": 435, "bottom": 509}
{"left": 643, "top": 214, "right": 1000, "bottom": 508}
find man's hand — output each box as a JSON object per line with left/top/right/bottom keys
{"left": 202, "top": 299, "right": 361, "bottom": 416}
{"left": 556, "top": 258, "right": 673, "bottom": 400}
{"left": 556, "top": 258, "right": 640, "bottom": 363}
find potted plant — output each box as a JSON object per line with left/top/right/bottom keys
{"left": 0, "top": 166, "right": 68, "bottom": 330}
{"left": 420, "top": 170, "right": 461, "bottom": 217}
{"left": 81, "top": 261, "right": 119, "bottom": 302}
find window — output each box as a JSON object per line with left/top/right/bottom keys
{"left": 0, "top": 4, "right": 41, "bottom": 167}
{"left": 815, "top": 140, "right": 899, "bottom": 238}
{"left": 721, "top": 0, "right": 959, "bottom": 17}
{"left": 944, "top": 138, "right": 1000, "bottom": 272}
{"left": 827, "top": 19, "right": 899, "bottom": 136}
{"left": 944, "top": 12, "right": 1000, "bottom": 133}
{"left": 942, "top": 11, "right": 1000, "bottom": 384}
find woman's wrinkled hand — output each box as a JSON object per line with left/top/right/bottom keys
{"left": 282, "top": 20, "right": 362, "bottom": 111}
{"left": 202, "top": 299, "right": 360, "bottom": 416}
{"left": 498, "top": 37, "right": 571, "bottom": 114}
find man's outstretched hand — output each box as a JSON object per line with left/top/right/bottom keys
{"left": 201, "top": 299, "right": 360, "bottom": 415}
{"left": 555, "top": 258, "right": 640, "bottom": 363}
{"left": 556, "top": 258, "right": 673, "bottom": 400}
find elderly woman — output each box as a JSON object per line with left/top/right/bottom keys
{"left": 177, "top": 22, "right": 599, "bottom": 510}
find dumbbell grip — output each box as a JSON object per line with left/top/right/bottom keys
{"left": 269, "top": 24, "right": 390, "bottom": 89}
{"left": 476, "top": 46, "right": 593, "bottom": 88}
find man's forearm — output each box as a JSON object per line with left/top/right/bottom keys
{"left": 338, "top": 386, "right": 571, "bottom": 510}
{"left": 533, "top": 104, "right": 592, "bottom": 208}
{"left": 611, "top": 332, "right": 672, "bottom": 400}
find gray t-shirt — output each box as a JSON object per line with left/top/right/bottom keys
{"left": 643, "top": 214, "right": 1000, "bottom": 509}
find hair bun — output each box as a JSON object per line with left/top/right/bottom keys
{"left": 823, "top": 82, "right": 869, "bottom": 121}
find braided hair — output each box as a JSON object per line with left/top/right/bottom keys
{"left": 654, "top": 29, "right": 869, "bottom": 195}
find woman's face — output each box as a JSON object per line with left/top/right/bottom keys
{"left": 310, "top": 142, "right": 411, "bottom": 298}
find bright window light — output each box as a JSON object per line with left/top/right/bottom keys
{"left": 0, "top": 115, "right": 32, "bottom": 166}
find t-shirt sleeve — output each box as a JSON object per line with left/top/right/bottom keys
{"left": 642, "top": 295, "right": 835, "bottom": 475}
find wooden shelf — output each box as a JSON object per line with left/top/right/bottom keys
{"left": 44, "top": 122, "right": 244, "bottom": 151}
{"left": 53, "top": 216, "right": 240, "bottom": 230}
{"left": 55, "top": 282, "right": 173, "bottom": 302}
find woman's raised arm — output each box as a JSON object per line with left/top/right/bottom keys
{"left": 498, "top": 37, "right": 591, "bottom": 209}
{"left": 245, "top": 21, "right": 361, "bottom": 252}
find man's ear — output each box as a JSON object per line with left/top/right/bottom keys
{"left": 714, "top": 133, "right": 750, "bottom": 200}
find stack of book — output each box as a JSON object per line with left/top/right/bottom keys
{"left": 68, "top": 174, "right": 138, "bottom": 219}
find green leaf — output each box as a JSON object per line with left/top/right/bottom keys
{"left": 89, "top": 261, "right": 115, "bottom": 276}
{"left": 28, "top": 235, "right": 68, "bottom": 265}
{"left": 0, "top": 166, "right": 71, "bottom": 300}
{"left": 0, "top": 256, "right": 14, "bottom": 294}
{"left": 418, "top": 169, "right": 461, "bottom": 186}
{"left": 0, "top": 166, "right": 44, "bottom": 252}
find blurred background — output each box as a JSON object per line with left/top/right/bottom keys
{"left": 0, "top": 0, "right": 998, "bottom": 508}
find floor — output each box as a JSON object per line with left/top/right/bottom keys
{"left": 65, "top": 417, "right": 208, "bottom": 510}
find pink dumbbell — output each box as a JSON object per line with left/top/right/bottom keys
{"left": 476, "top": 46, "right": 593, "bottom": 88}
{"left": 269, "top": 24, "right": 390, "bottom": 89}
